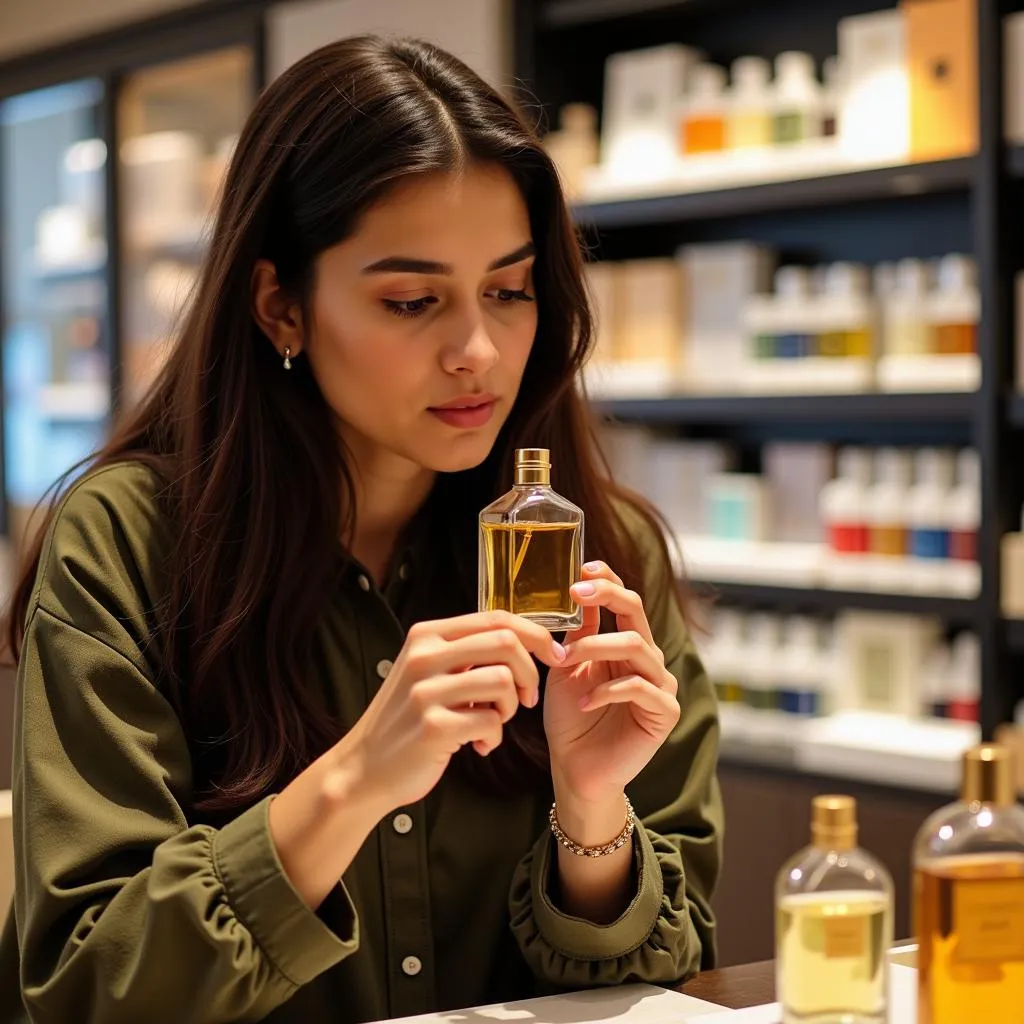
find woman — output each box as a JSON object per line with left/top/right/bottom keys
{"left": 0, "top": 36, "right": 721, "bottom": 1024}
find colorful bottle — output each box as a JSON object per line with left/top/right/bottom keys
{"left": 744, "top": 614, "right": 781, "bottom": 712}
{"left": 821, "top": 55, "right": 844, "bottom": 139}
{"left": 948, "top": 449, "right": 980, "bottom": 563}
{"left": 728, "top": 56, "right": 773, "bottom": 149}
{"left": 776, "top": 795, "right": 894, "bottom": 1024}
{"left": 778, "top": 617, "right": 823, "bottom": 717}
{"left": 885, "top": 259, "right": 934, "bottom": 356}
{"left": 682, "top": 64, "right": 728, "bottom": 155}
{"left": 773, "top": 51, "right": 822, "bottom": 145}
{"left": 773, "top": 266, "right": 817, "bottom": 359}
{"left": 945, "top": 632, "right": 980, "bottom": 724}
{"left": 817, "top": 263, "right": 874, "bottom": 359}
{"left": 909, "top": 449, "right": 955, "bottom": 562}
{"left": 821, "top": 447, "right": 873, "bottom": 558}
{"left": 707, "top": 609, "right": 747, "bottom": 705}
{"left": 914, "top": 744, "right": 1024, "bottom": 1024}
{"left": 929, "top": 255, "right": 980, "bottom": 356}
{"left": 478, "top": 448, "right": 583, "bottom": 630}
{"left": 866, "top": 448, "right": 912, "bottom": 560}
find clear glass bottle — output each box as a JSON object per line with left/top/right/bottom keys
{"left": 776, "top": 795, "right": 894, "bottom": 1024}
{"left": 914, "top": 744, "right": 1024, "bottom": 1024}
{"left": 478, "top": 448, "right": 584, "bottom": 631}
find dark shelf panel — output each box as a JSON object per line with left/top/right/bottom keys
{"left": 540, "top": 0, "right": 703, "bottom": 27}
{"left": 1008, "top": 393, "right": 1024, "bottom": 427}
{"left": 1008, "top": 146, "right": 1024, "bottom": 178}
{"left": 701, "top": 580, "right": 980, "bottom": 621}
{"left": 595, "top": 391, "right": 976, "bottom": 425}
{"left": 1005, "top": 618, "right": 1024, "bottom": 651}
{"left": 573, "top": 158, "right": 976, "bottom": 229}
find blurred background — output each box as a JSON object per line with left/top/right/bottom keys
{"left": 1, "top": 0, "right": 1024, "bottom": 966}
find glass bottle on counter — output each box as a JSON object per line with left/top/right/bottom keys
{"left": 914, "top": 744, "right": 1024, "bottom": 1024}
{"left": 776, "top": 795, "right": 894, "bottom": 1024}
{"left": 681, "top": 64, "right": 728, "bottom": 155}
{"left": 478, "top": 448, "right": 583, "bottom": 631}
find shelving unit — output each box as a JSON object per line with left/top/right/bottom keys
{"left": 515, "top": 0, "right": 1024, "bottom": 746}
{"left": 574, "top": 157, "right": 976, "bottom": 229}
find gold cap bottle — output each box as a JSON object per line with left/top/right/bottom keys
{"left": 961, "top": 743, "right": 1014, "bottom": 807}
{"left": 514, "top": 448, "right": 551, "bottom": 486}
{"left": 811, "top": 794, "right": 858, "bottom": 850}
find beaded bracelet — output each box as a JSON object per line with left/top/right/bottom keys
{"left": 548, "top": 796, "right": 636, "bottom": 858}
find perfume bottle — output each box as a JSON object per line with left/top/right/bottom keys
{"left": 776, "top": 795, "right": 894, "bottom": 1024}
{"left": 478, "top": 448, "right": 584, "bottom": 631}
{"left": 914, "top": 744, "right": 1024, "bottom": 1024}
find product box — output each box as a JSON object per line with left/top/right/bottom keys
{"left": 1006, "top": 13, "right": 1024, "bottom": 144}
{"left": 903, "top": 0, "right": 978, "bottom": 160}
{"left": 838, "top": 9, "right": 911, "bottom": 163}
{"left": 601, "top": 44, "right": 702, "bottom": 182}
{"left": 678, "top": 242, "right": 775, "bottom": 393}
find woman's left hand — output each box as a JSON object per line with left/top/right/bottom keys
{"left": 543, "top": 561, "right": 681, "bottom": 809}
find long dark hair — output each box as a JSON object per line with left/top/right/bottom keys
{"left": 6, "top": 37, "right": 686, "bottom": 813}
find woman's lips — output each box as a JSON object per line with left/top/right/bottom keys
{"left": 428, "top": 397, "right": 497, "bottom": 429}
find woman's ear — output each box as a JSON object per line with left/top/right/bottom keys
{"left": 252, "top": 259, "right": 305, "bottom": 358}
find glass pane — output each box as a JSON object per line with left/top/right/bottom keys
{"left": 0, "top": 79, "right": 111, "bottom": 543}
{"left": 118, "top": 47, "right": 252, "bottom": 406}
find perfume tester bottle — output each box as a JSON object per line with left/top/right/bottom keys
{"left": 478, "top": 448, "right": 584, "bottom": 631}
{"left": 776, "top": 795, "right": 893, "bottom": 1024}
{"left": 914, "top": 744, "right": 1024, "bottom": 1024}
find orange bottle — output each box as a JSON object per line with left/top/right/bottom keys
{"left": 681, "top": 64, "right": 727, "bottom": 155}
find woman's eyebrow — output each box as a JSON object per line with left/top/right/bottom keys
{"left": 362, "top": 241, "right": 536, "bottom": 276}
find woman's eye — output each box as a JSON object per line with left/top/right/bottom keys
{"left": 383, "top": 296, "right": 439, "bottom": 319}
{"left": 493, "top": 288, "right": 536, "bottom": 305}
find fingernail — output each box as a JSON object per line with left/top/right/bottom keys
{"left": 551, "top": 641, "right": 567, "bottom": 662}
{"left": 584, "top": 561, "right": 601, "bottom": 572}
{"left": 572, "top": 582, "right": 596, "bottom": 597}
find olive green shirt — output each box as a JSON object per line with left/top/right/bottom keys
{"left": 0, "top": 462, "right": 722, "bottom": 1024}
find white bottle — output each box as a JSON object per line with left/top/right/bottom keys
{"left": 908, "top": 448, "right": 956, "bottom": 594}
{"left": 944, "top": 632, "right": 980, "bottom": 724}
{"left": 728, "top": 56, "right": 773, "bottom": 150}
{"left": 778, "top": 616, "right": 824, "bottom": 718}
{"left": 744, "top": 614, "right": 785, "bottom": 741}
{"left": 865, "top": 447, "right": 913, "bottom": 591}
{"left": 884, "top": 258, "right": 933, "bottom": 358}
{"left": 773, "top": 51, "right": 822, "bottom": 146}
{"left": 705, "top": 610, "right": 750, "bottom": 741}
{"left": 820, "top": 447, "right": 873, "bottom": 590}
{"left": 947, "top": 448, "right": 981, "bottom": 597}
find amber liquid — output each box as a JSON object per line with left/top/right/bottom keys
{"left": 935, "top": 323, "right": 977, "bottom": 356}
{"left": 777, "top": 891, "right": 890, "bottom": 1024}
{"left": 916, "top": 854, "right": 1024, "bottom": 1024}
{"left": 479, "top": 521, "right": 580, "bottom": 627}
{"left": 682, "top": 116, "right": 726, "bottom": 154}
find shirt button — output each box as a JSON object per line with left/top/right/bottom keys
{"left": 402, "top": 955, "right": 422, "bottom": 977}
{"left": 376, "top": 658, "right": 393, "bottom": 680}
{"left": 357, "top": 574, "right": 371, "bottom": 592}
{"left": 392, "top": 813, "right": 413, "bottom": 835}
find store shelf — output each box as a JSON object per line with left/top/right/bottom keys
{"left": 540, "top": 0, "right": 708, "bottom": 27}
{"left": 701, "top": 580, "right": 980, "bottom": 621}
{"left": 572, "top": 157, "right": 975, "bottom": 229}
{"left": 1008, "top": 146, "right": 1024, "bottom": 178}
{"left": 595, "top": 391, "right": 976, "bottom": 425}
{"left": 31, "top": 248, "right": 107, "bottom": 283}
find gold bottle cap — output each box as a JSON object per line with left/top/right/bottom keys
{"left": 515, "top": 448, "right": 551, "bottom": 485}
{"left": 811, "top": 795, "right": 858, "bottom": 850}
{"left": 961, "top": 744, "right": 1015, "bottom": 807}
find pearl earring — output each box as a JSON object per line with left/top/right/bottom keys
{"left": 283, "top": 346, "right": 292, "bottom": 370}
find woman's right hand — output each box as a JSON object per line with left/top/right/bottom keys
{"left": 334, "top": 611, "right": 566, "bottom": 814}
